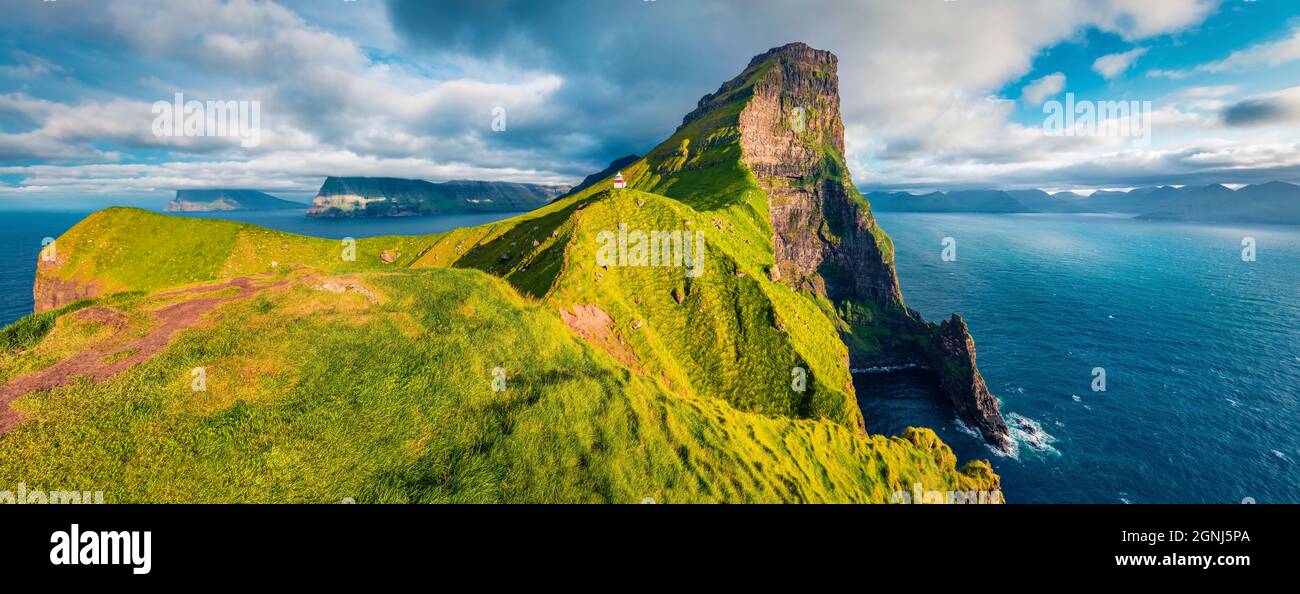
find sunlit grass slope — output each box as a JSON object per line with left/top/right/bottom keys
{"left": 40, "top": 207, "right": 430, "bottom": 294}
{"left": 0, "top": 268, "right": 993, "bottom": 502}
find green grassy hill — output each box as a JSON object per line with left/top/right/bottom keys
{"left": 0, "top": 43, "right": 1001, "bottom": 503}
{"left": 1, "top": 264, "right": 993, "bottom": 502}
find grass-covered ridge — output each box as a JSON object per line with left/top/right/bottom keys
{"left": 3, "top": 200, "right": 1000, "bottom": 501}
{"left": 0, "top": 267, "right": 994, "bottom": 502}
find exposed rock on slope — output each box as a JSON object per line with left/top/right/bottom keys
{"left": 33, "top": 250, "right": 98, "bottom": 313}
{"left": 929, "top": 314, "right": 1009, "bottom": 450}
{"left": 734, "top": 44, "right": 902, "bottom": 307}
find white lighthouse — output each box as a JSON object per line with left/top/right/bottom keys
{"left": 612, "top": 171, "right": 627, "bottom": 189}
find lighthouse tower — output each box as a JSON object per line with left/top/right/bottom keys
{"left": 612, "top": 171, "right": 627, "bottom": 189}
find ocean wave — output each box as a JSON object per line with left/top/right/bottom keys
{"left": 954, "top": 417, "right": 1021, "bottom": 460}
{"left": 1007, "top": 412, "right": 1061, "bottom": 458}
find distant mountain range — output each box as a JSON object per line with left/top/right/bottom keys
{"left": 306, "top": 177, "right": 568, "bottom": 218}
{"left": 864, "top": 182, "right": 1300, "bottom": 225}
{"left": 165, "top": 189, "right": 305, "bottom": 212}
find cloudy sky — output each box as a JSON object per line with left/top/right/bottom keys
{"left": 1, "top": 0, "right": 1299, "bottom": 209}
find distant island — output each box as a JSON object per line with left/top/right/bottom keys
{"left": 165, "top": 189, "right": 306, "bottom": 212}
{"left": 865, "top": 182, "right": 1300, "bottom": 225}
{"left": 306, "top": 176, "right": 568, "bottom": 218}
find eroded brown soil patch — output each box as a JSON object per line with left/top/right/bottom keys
{"left": 559, "top": 303, "right": 642, "bottom": 371}
{"left": 0, "top": 277, "right": 285, "bottom": 434}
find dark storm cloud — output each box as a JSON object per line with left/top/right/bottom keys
{"left": 381, "top": 0, "right": 800, "bottom": 172}
{"left": 1221, "top": 93, "right": 1300, "bottom": 127}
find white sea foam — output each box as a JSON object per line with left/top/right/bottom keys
{"left": 954, "top": 417, "right": 1020, "bottom": 460}
{"left": 1007, "top": 412, "right": 1060, "bottom": 457}
{"left": 952, "top": 417, "right": 977, "bottom": 439}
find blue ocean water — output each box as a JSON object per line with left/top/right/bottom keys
{"left": 860, "top": 212, "right": 1300, "bottom": 503}
{"left": 0, "top": 211, "right": 89, "bottom": 327}
{"left": 0, "top": 209, "right": 522, "bottom": 327}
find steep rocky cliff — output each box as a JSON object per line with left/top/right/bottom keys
{"left": 724, "top": 43, "right": 1011, "bottom": 450}
{"left": 32, "top": 250, "right": 98, "bottom": 313}
{"left": 929, "top": 314, "right": 1010, "bottom": 449}
{"left": 733, "top": 44, "right": 902, "bottom": 309}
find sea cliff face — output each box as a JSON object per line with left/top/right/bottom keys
{"left": 306, "top": 177, "right": 567, "bottom": 218}
{"left": 33, "top": 250, "right": 98, "bottom": 313}
{"left": 724, "top": 43, "right": 1011, "bottom": 450}
{"left": 929, "top": 314, "right": 1011, "bottom": 450}
{"left": 734, "top": 44, "right": 902, "bottom": 308}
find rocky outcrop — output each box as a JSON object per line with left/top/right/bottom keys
{"left": 33, "top": 252, "right": 98, "bottom": 313}
{"left": 733, "top": 44, "right": 902, "bottom": 308}
{"left": 727, "top": 42, "right": 1011, "bottom": 450}
{"left": 927, "top": 314, "right": 1011, "bottom": 451}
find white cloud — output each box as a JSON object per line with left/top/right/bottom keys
{"left": 1178, "top": 85, "right": 1238, "bottom": 98}
{"left": 1092, "top": 48, "right": 1149, "bottom": 80}
{"left": 2, "top": 0, "right": 1285, "bottom": 198}
{"left": 1084, "top": 0, "right": 1221, "bottom": 40}
{"left": 1147, "top": 24, "right": 1300, "bottom": 79}
{"left": 1147, "top": 68, "right": 1190, "bottom": 79}
{"left": 1021, "top": 73, "right": 1066, "bottom": 105}
{"left": 0, "top": 150, "right": 577, "bottom": 198}
{"left": 0, "top": 0, "right": 571, "bottom": 173}
{"left": 1200, "top": 24, "right": 1300, "bottom": 72}
{"left": 0, "top": 51, "right": 64, "bottom": 78}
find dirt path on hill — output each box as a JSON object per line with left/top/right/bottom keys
{"left": 0, "top": 277, "right": 284, "bottom": 434}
